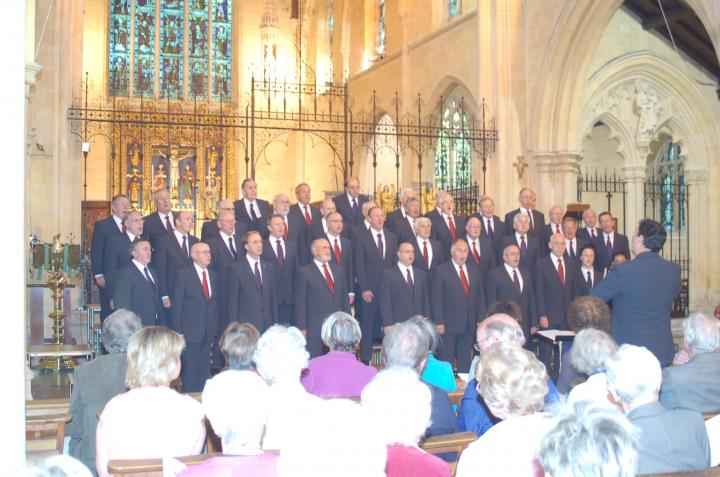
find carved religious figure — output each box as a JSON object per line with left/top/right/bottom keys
{"left": 154, "top": 163, "right": 167, "bottom": 191}
{"left": 635, "top": 81, "right": 660, "bottom": 142}
{"left": 422, "top": 185, "right": 438, "bottom": 214}
{"left": 158, "top": 147, "right": 194, "bottom": 199}
{"left": 181, "top": 163, "right": 196, "bottom": 200}
{"left": 376, "top": 184, "right": 396, "bottom": 216}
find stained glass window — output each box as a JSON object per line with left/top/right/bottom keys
{"left": 435, "top": 97, "right": 472, "bottom": 189}
{"left": 108, "top": 0, "right": 131, "bottom": 96}
{"left": 376, "top": 0, "right": 386, "bottom": 56}
{"left": 160, "top": 0, "right": 184, "bottom": 98}
{"left": 449, "top": 0, "right": 461, "bottom": 18}
{"left": 133, "top": 0, "right": 155, "bottom": 96}
{"left": 212, "top": 0, "right": 232, "bottom": 101}
{"left": 189, "top": 0, "right": 209, "bottom": 99}
{"left": 655, "top": 141, "right": 686, "bottom": 230}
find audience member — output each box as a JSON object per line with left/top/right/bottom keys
{"left": 539, "top": 402, "right": 638, "bottom": 477}
{"left": 254, "top": 325, "right": 320, "bottom": 450}
{"left": 362, "top": 368, "right": 451, "bottom": 477}
{"left": 18, "top": 455, "right": 94, "bottom": 477}
{"left": 179, "top": 371, "right": 276, "bottom": 477}
{"left": 412, "top": 315, "right": 456, "bottom": 392}
{"left": 301, "top": 312, "right": 377, "bottom": 398}
{"left": 382, "top": 321, "right": 457, "bottom": 437}
{"left": 219, "top": 322, "right": 260, "bottom": 371}
{"left": 456, "top": 341, "right": 553, "bottom": 477}
{"left": 566, "top": 328, "right": 618, "bottom": 407}
{"left": 605, "top": 344, "right": 710, "bottom": 474}
{"left": 95, "top": 326, "right": 205, "bottom": 477}
{"left": 68, "top": 309, "right": 141, "bottom": 473}
{"left": 660, "top": 313, "right": 720, "bottom": 413}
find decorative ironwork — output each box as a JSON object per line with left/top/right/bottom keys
{"left": 576, "top": 168, "right": 627, "bottom": 234}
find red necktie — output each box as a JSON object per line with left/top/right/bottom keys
{"left": 121, "top": 223, "right": 126, "bottom": 234}
{"left": 472, "top": 241, "right": 480, "bottom": 264}
{"left": 448, "top": 216, "right": 456, "bottom": 239}
{"left": 333, "top": 238, "right": 342, "bottom": 263}
{"left": 304, "top": 206, "right": 312, "bottom": 224}
{"left": 283, "top": 221, "right": 288, "bottom": 240}
{"left": 322, "top": 263, "right": 335, "bottom": 292}
{"left": 459, "top": 265, "right": 469, "bottom": 295}
{"left": 557, "top": 258, "right": 565, "bottom": 286}
{"left": 423, "top": 241, "right": 429, "bottom": 266}
{"left": 202, "top": 270, "right": 210, "bottom": 302}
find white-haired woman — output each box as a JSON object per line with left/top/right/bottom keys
{"left": 95, "top": 326, "right": 205, "bottom": 477}
{"left": 179, "top": 371, "right": 277, "bottom": 476}
{"left": 254, "top": 325, "right": 320, "bottom": 451}
{"left": 362, "top": 368, "right": 450, "bottom": 477}
{"left": 301, "top": 312, "right": 377, "bottom": 398}
{"left": 456, "top": 342, "right": 553, "bottom": 477}
{"left": 566, "top": 328, "right": 618, "bottom": 407}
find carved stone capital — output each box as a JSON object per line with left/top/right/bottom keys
{"left": 25, "top": 61, "right": 42, "bottom": 99}
{"left": 532, "top": 152, "right": 580, "bottom": 174}
{"left": 683, "top": 167, "right": 708, "bottom": 186}
{"left": 621, "top": 164, "right": 645, "bottom": 183}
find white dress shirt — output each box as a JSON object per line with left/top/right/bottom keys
{"left": 467, "top": 236, "right": 481, "bottom": 260}
{"left": 451, "top": 260, "right": 469, "bottom": 287}
{"left": 603, "top": 231, "right": 615, "bottom": 248}
{"left": 551, "top": 254, "right": 565, "bottom": 273}
{"left": 173, "top": 229, "right": 188, "bottom": 251}
{"left": 219, "top": 230, "right": 237, "bottom": 255}
{"left": 565, "top": 237, "right": 577, "bottom": 256}
{"left": 246, "top": 255, "right": 262, "bottom": 281}
{"left": 133, "top": 259, "right": 154, "bottom": 280}
{"left": 398, "top": 263, "right": 414, "bottom": 283}
{"left": 504, "top": 263, "right": 523, "bottom": 292}
{"left": 271, "top": 235, "right": 285, "bottom": 258}
{"left": 370, "top": 227, "right": 386, "bottom": 258}
{"left": 243, "top": 197, "right": 262, "bottom": 219}
{"left": 581, "top": 266, "right": 594, "bottom": 286}
{"left": 416, "top": 236, "right": 434, "bottom": 266}
{"left": 314, "top": 259, "right": 334, "bottom": 281}
{"left": 159, "top": 211, "right": 174, "bottom": 229}
{"left": 112, "top": 215, "right": 124, "bottom": 232}
{"left": 515, "top": 232, "right": 527, "bottom": 246}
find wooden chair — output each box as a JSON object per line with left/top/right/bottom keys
{"left": 26, "top": 412, "right": 71, "bottom": 457}
{"left": 419, "top": 431, "right": 478, "bottom": 476}
{"left": 107, "top": 454, "right": 214, "bottom": 477}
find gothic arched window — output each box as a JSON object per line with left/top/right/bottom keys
{"left": 376, "top": 0, "right": 386, "bottom": 57}
{"left": 651, "top": 138, "right": 686, "bottom": 230}
{"left": 449, "top": 0, "right": 462, "bottom": 19}
{"left": 435, "top": 97, "right": 472, "bottom": 189}
{"left": 108, "top": 0, "right": 232, "bottom": 100}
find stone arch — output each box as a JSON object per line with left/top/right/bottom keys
{"left": 580, "top": 111, "right": 636, "bottom": 167}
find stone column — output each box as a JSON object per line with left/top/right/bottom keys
{"left": 684, "top": 167, "right": 708, "bottom": 311}
{"left": 532, "top": 152, "right": 579, "bottom": 212}
{"left": 621, "top": 164, "right": 645, "bottom": 238}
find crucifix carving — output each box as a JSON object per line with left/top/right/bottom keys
{"left": 514, "top": 156, "right": 528, "bottom": 179}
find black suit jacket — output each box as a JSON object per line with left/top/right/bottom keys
{"left": 577, "top": 267, "right": 603, "bottom": 295}
{"left": 501, "top": 234, "right": 540, "bottom": 271}
{"left": 430, "top": 214, "right": 467, "bottom": 260}
{"left": 206, "top": 235, "right": 241, "bottom": 332}
{"left": 464, "top": 236, "right": 496, "bottom": 282}
{"left": 289, "top": 203, "right": 321, "bottom": 264}
{"left": 411, "top": 238, "right": 445, "bottom": 282}
{"left": 325, "top": 234, "right": 355, "bottom": 296}
{"left": 261, "top": 239, "right": 299, "bottom": 306}
{"left": 593, "top": 232, "right": 631, "bottom": 273}
{"left": 354, "top": 228, "right": 398, "bottom": 294}
{"left": 306, "top": 219, "right": 328, "bottom": 243}
{"left": 333, "top": 193, "right": 369, "bottom": 229}
{"left": 91, "top": 215, "right": 124, "bottom": 278}
{"left": 477, "top": 214, "right": 507, "bottom": 258}
{"left": 386, "top": 208, "right": 405, "bottom": 231}
{"left": 284, "top": 213, "right": 306, "bottom": 248}
{"left": 563, "top": 237, "right": 588, "bottom": 269}
{"left": 141, "top": 212, "right": 174, "bottom": 249}
{"left": 431, "top": 262, "right": 486, "bottom": 333}
{"left": 170, "top": 266, "right": 219, "bottom": 344}
{"left": 102, "top": 233, "right": 136, "bottom": 299}
{"left": 533, "top": 256, "right": 581, "bottom": 330}
{"left": 151, "top": 233, "right": 198, "bottom": 298}
{"left": 485, "top": 266, "right": 537, "bottom": 336}
{"left": 394, "top": 216, "right": 417, "bottom": 245}
{"left": 504, "top": 209, "right": 545, "bottom": 239}
{"left": 234, "top": 198, "right": 271, "bottom": 239}
{"left": 227, "top": 257, "right": 278, "bottom": 332}
{"left": 577, "top": 226, "right": 601, "bottom": 243}
{"left": 379, "top": 266, "right": 431, "bottom": 326}
{"left": 113, "top": 265, "right": 163, "bottom": 327}
{"left": 295, "top": 262, "right": 350, "bottom": 336}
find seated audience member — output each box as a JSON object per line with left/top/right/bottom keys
{"left": 21, "top": 455, "right": 94, "bottom": 477}
{"left": 456, "top": 342, "right": 553, "bottom": 477}
{"left": 411, "top": 315, "right": 456, "bottom": 392}
{"left": 254, "top": 325, "right": 320, "bottom": 450}
{"left": 179, "top": 371, "right": 276, "bottom": 477}
{"left": 605, "top": 344, "right": 710, "bottom": 474}
{"left": 660, "top": 313, "right": 720, "bottom": 413}
{"left": 277, "top": 399, "right": 386, "bottom": 477}
{"left": 556, "top": 295, "right": 612, "bottom": 394}
{"left": 383, "top": 321, "right": 457, "bottom": 437}
{"left": 220, "top": 322, "right": 260, "bottom": 371}
{"left": 301, "top": 312, "right": 377, "bottom": 398}
{"left": 566, "top": 328, "right": 618, "bottom": 407}
{"left": 68, "top": 309, "right": 141, "bottom": 473}
{"left": 95, "top": 327, "right": 205, "bottom": 477}
{"left": 467, "top": 300, "right": 523, "bottom": 376}
{"left": 539, "top": 402, "right": 638, "bottom": 477}
{"left": 362, "top": 368, "right": 451, "bottom": 477}
{"left": 458, "top": 314, "right": 559, "bottom": 437}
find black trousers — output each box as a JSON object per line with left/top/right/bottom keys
{"left": 439, "top": 328, "right": 473, "bottom": 372}
{"left": 181, "top": 339, "right": 211, "bottom": 393}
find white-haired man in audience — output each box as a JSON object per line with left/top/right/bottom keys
{"left": 180, "top": 371, "right": 276, "bottom": 476}
{"left": 254, "top": 325, "right": 320, "bottom": 451}
{"left": 605, "top": 344, "right": 710, "bottom": 474}
{"left": 382, "top": 321, "right": 457, "bottom": 438}
{"left": 660, "top": 313, "right": 720, "bottom": 413}
{"left": 539, "top": 402, "right": 638, "bottom": 477}
{"left": 362, "top": 367, "right": 451, "bottom": 477}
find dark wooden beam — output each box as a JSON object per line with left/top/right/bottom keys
{"left": 642, "top": 8, "right": 693, "bottom": 30}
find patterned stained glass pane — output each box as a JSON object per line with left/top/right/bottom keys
{"left": 160, "top": 1, "right": 184, "bottom": 98}
{"left": 189, "top": 0, "right": 209, "bottom": 99}
{"left": 435, "top": 98, "right": 471, "bottom": 188}
{"left": 109, "top": 0, "right": 131, "bottom": 95}
{"left": 212, "top": 0, "right": 232, "bottom": 101}
{"left": 449, "top": 0, "right": 459, "bottom": 18}
{"left": 376, "top": 0, "right": 386, "bottom": 55}
{"left": 134, "top": 0, "right": 155, "bottom": 96}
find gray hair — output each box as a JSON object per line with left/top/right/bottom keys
{"left": 220, "top": 322, "right": 260, "bottom": 370}
{"left": 382, "top": 321, "right": 429, "bottom": 374}
{"left": 102, "top": 309, "right": 142, "bottom": 354}
{"left": 254, "top": 325, "right": 309, "bottom": 385}
{"left": 605, "top": 345, "right": 662, "bottom": 407}
{"left": 683, "top": 312, "right": 720, "bottom": 353}
{"left": 569, "top": 328, "right": 619, "bottom": 375}
{"left": 513, "top": 212, "right": 530, "bottom": 227}
{"left": 480, "top": 314, "right": 526, "bottom": 347}
{"left": 321, "top": 312, "right": 361, "bottom": 352}
{"left": 413, "top": 216, "right": 431, "bottom": 232}
{"left": 361, "top": 367, "right": 431, "bottom": 446}
{"left": 539, "top": 401, "right": 638, "bottom": 477}
{"left": 409, "top": 315, "right": 440, "bottom": 354}
{"left": 121, "top": 210, "right": 142, "bottom": 225}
